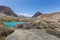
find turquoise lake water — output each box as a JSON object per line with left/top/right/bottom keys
{"left": 4, "top": 22, "right": 25, "bottom": 27}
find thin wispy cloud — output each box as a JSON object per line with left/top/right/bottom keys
{"left": 18, "top": 13, "right": 33, "bottom": 17}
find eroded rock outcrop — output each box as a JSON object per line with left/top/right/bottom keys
{"left": 0, "top": 26, "right": 14, "bottom": 40}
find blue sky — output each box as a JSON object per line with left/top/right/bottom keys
{"left": 0, "top": 0, "right": 60, "bottom": 17}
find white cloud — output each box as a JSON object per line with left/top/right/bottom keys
{"left": 17, "top": 13, "right": 33, "bottom": 17}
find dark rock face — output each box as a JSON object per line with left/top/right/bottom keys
{"left": 32, "top": 12, "right": 43, "bottom": 18}
{"left": 0, "top": 6, "right": 18, "bottom": 17}
{"left": 0, "top": 26, "right": 14, "bottom": 37}
{"left": 0, "top": 26, "right": 14, "bottom": 40}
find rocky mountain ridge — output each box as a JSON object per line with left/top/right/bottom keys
{"left": 37, "top": 12, "right": 60, "bottom": 22}
{"left": 32, "top": 12, "right": 43, "bottom": 18}
{"left": 0, "top": 6, "right": 18, "bottom": 17}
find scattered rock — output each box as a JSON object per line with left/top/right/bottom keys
{"left": 16, "top": 23, "right": 41, "bottom": 29}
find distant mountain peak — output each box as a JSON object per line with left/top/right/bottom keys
{"left": 32, "top": 12, "right": 43, "bottom": 18}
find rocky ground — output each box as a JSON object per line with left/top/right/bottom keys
{"left": 6, "top": 20, "right": 60, "bottom": 40}
{"left": 0, "top": 19, "right": 60, "bottom": 40}
{"left": 6, "top": 29, "right": 60, "bottom": 40}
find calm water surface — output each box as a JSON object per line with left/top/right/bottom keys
{"left": 4, "top": 22, "right": 25, "bottom": 27}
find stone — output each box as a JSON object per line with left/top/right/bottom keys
{"left": 6, "top": 29, "right": 60, "bottom": 40}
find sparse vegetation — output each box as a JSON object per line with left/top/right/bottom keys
{"left": 45, "top": 28, "right": 54, "bottom": 34}
{"left": 0, "top": 17, "right": 20, "bottom": 22}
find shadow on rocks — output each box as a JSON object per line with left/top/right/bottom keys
{"left": 0, "top": 26, "right": 14, "bottom": 40}
{"left": 45, "top": 28, "right": 60, "bottom": 38}
{"left": 15, "top": 23, "right": 42, "bottom": 29}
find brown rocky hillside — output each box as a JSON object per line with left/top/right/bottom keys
{"left": 0, "top": 6, "right": 18, "bottom": 17}
{"left": 37, "top": 12, "right": 60, "bottom": 22}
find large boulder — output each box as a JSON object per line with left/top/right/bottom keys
{"left": 6, "top": 29, "right": 60, "bottom": 40}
